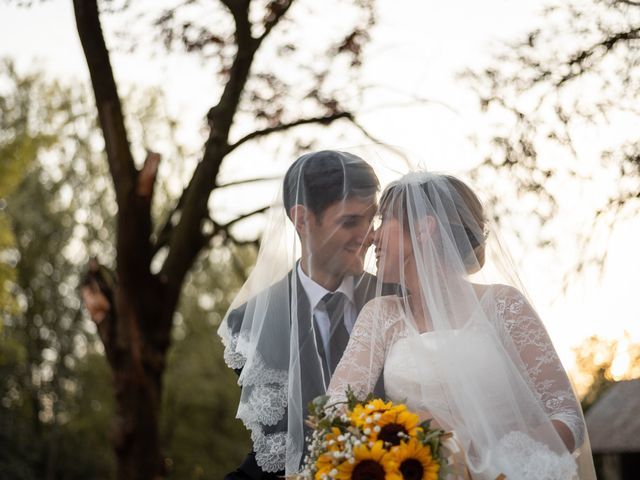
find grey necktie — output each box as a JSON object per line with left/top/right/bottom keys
{"left": 322, "top": 292, "right": 350, "bottom": 375}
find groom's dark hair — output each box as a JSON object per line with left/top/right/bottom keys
{"left": 283, "top": 150, "right": 379, "bottom": 220}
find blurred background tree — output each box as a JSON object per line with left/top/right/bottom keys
{"left": 573, "top": 333, "right": 640, "bottom": 412}
{"left": 0, "top": 58, "right": 117, "bottom": 478}
{"left": 0, "top": 59, "right": 252, "bottom": 479}
{"left": 466, "top": 0, "right": 640, "bottom": 416}
{"left": 466, "top": 0, "right": 640, "bottom": 279}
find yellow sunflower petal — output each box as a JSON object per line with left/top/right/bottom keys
{"left": 391, "top": 438, "right": 440, "bottom": 480}
{"left": 334, "top": 441, "right": 401, "bottom": 480}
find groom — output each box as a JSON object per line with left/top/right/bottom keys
{"left": 223, "top": 150, "right": 384, "bottom": 479}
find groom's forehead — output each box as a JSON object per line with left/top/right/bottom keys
{"left": 327, "top": 196, "right": 377, "bottom": 215}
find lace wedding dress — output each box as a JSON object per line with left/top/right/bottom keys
{"left": 327, "top": 285, "right": 582, "bottom": 480}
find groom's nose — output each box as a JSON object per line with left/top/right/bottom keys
{"left": 362, "top": 227, "right": 374, "bottom": 248}
{"left": 354, "top": 226, "right": 372, "bottom": 249}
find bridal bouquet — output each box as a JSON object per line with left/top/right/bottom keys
{"left": 300, "top": 390, "right": 451, "bottom": 480}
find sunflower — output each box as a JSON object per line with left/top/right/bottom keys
{"left": 335, "top": 441, "right": 401, "bottom": 480}
{"left": 368, "top": 408, "right": 422, "bottom": 446}
{"left": 315, "top": 452, "right": 336, "bottom": 480}
{"left": 324, "top": 426, "right": 345, "bottom": 452}
{"left": 390, "top": 438, "right": 439, "bottom": 480}
{"left": 350, "top": 399, "right": 396, "bottom": 427}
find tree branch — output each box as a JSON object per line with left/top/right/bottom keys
{"left": 219, "top": 205, "right": 270, "bottom": 229}
{"left": 216, "top": 176, "right": 281, "bottom": 189}
{"left": 225, "top": 236, "right": 260, "bottom": 248}
{"left": 161, "top": 0, "right": 258, "bottom": 301}
{"left": 259, "top": 0, "right": 294, "bottom": 44}
{"left": 151, "top": 190, "right": 188, "bottom": 257}
{"left": 72, "top": 0, "right": 136, "bottom": 201}
{"left": 136, "top": 151, "right": 160, "bottom": 198}
{"left": 205, "top": 206, "right": 270, "bottom": 248}
{"left": 74, "top": 0, "right": 155, "bottom": 292}
{"left": 346, "top": 117, "right": 413, "bottom": 168}
{"left": 229, "top": 111, "right": 353, "bottom": 151}
{"left": 79, "top": 258, "right": 118, "bottom": 367}
{"left": 208, "top": 0, "right": 257, "bottom": 143}
{"left": 555, "top": 27, "right": 640, "bottom": 86}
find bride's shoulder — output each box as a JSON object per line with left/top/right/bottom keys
{"left": 482, "top": 283, "right": 527, "bottom": 302}
{"left": 362, "top": 295, "right": 404, "bottom": 311}
{"left": 358, "top": 295, "right": 405, "bottom": 324}
{"left": 482, "top": 284, "right": 536, "bottom": 322}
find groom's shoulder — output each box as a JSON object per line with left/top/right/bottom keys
{"left": 226, "top": 271, "right": 293, "bottom": 332}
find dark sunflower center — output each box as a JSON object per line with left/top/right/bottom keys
{"left": 352, "top": 460, "right": 386, "bottom": 480}
{"left": 378, "top": 423, "right": 407, "bottom": 446}
{"left": 400, "top": 459, "right": 424, "bottom": 480}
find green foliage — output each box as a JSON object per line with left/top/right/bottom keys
{"left": 161, "top": 248, "right": 255, "bottom": 479}
{"left": 0, "top": 60, "right": 260, "bottom": 478}
{"left": 0, "top": 156, "right": 116, "bottom": 478}
{"left": 573, "top": 335, "right": 640, "bottom": 412}
{"left": 0, "top": 59, "right": 58, "bottom": 317}
{"left": 0, "top": 57, "right": 116, "bottom": 479}
{"left": 162, "top": 323, "right": 251, "bottom": 479}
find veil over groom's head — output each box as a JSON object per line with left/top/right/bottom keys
{"left": 282, "top": 150, "right": 380, "bottom": 285}
{"left": 218, "top": 149, "right": 383, "bottom": 477}
{"left": 283, "top": 150, "right": 379, "bottom": 219}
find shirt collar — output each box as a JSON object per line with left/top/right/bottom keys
{"left": 296, "top": 262, "right": 355, "bottom": 311}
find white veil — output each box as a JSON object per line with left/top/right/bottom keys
{"left": 327, "top": 171, "right": 597, "bottom": 479}
{"left": 218, "top": 150, "right": 382, "bottom": 475}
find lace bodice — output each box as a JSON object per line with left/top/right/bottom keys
{"left": 327, "top": 284, "right": 584, "bottom": 450}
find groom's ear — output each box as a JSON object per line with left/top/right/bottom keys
{"left": 289, "top": 205, "right": 309, "bottom": 236}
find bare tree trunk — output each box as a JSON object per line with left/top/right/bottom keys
{"left": 73, "top": 1, "right": 171, "bottom": 476}
{"left": 72, "top": 0, "right": 366, "bottom": 477}
{"left": 82, "top": 262, "right": 173, "bottom": 479}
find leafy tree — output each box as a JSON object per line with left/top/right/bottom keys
{"left": 573, "top": 334, "right": 640, "bottom": 412}
{"left": 161, "top": 247, "right": 255, "bottom": 479}
{"left": 0, "top": 58, "right": 116, "bottom": 479}
{"left": 1, "top": 59, "right": 257, "bottom": 477}
{"left": 0, "top": 60, "right": 58, "bottom": 317}
{"left": 466, "top": 0, "right": 640, "bottom": 278}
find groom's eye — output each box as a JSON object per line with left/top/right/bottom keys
{"left": 340, "top": 216, "right": 361, "bottom": 228}
{"left": 341, "top": 219, "right": 358, "bottom": 228}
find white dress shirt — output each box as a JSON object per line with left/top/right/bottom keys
{"left": 296, "top": 262, "right": 357, "bottom": 361}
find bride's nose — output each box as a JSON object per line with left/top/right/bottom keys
{"left": 372, "top": 227, "right": 381, "bottom": 246}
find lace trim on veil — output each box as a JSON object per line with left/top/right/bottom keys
{"left": 237, "top": 383, "right": 287, "bottom": 426}
{"left": 251, "top": 428, "right": 287, "bottom": 473}
{"left": 230, "top": 346, "right": 288, "bottom": 472}
{"left": 220, "top": 328, "right": 247, "bottom": 370}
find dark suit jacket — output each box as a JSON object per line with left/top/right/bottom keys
{"left": 224, "top": 270, "right": 387, "bottom": 480}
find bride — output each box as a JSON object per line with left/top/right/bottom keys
{"left": 326, "top": 172, "right": 596, "bottom": 479}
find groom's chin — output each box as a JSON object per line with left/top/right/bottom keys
{"left": 343, "top": 258, "right": 365, "bottom": 277}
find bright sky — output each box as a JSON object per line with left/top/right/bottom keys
{"left": 1, "top": 0, "right": 638, "bottom": 381}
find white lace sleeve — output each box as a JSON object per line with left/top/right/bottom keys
{"left": 493, "top": 285, "right": 584, "bottom": 448}
{"left": 327, "top": 296, "right": 404, "bottom": 402}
